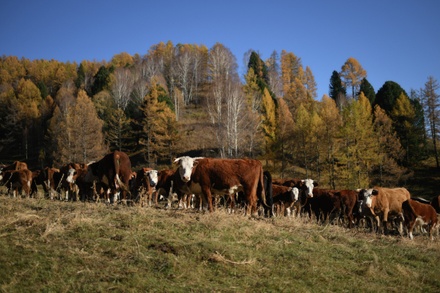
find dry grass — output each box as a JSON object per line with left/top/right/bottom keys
{"left": 0, "top": 195, "right": 439, "bottom": 292}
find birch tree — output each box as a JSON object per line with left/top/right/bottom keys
{"left": 206, "top": 43, "right": 239, "bottom": 157}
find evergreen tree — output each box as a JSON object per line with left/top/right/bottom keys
{"left": 91, "top": 65, "right": 112, "bottom": 96}
{"left": 421, "top": 76, "right": 440, "bottom": 167}
{"left": 375, "top": 81, "right": 408, "bottom": 114}
{"left": 358, "top": 78, "right": 375, "bottom": 105}
{"left": 248, "top": 51, "right": 269, "bottom": 91}
{"left": 75, "top": 63, "right": 86, "bottom": 90}
{"left": 329, "top": 70, "right": 347, "bottom": 110}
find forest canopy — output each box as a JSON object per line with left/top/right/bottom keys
{"left": 0, "top": 41, "right": 439, "bottom": 189}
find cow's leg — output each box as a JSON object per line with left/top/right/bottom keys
{"left": 202, "top": 187, "right": 214, "bottom": 212}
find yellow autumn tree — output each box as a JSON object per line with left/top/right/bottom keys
{"left": 49, "top": 90, "right": 106, "bottom": 165}
{"left": 140, "top": 81, "right": 179, "bottom": 165}
{"left": 318, "top": 95, "right": 342, "bottom": 188}
{"left": 261, "top": 87, "right": 277, "bottom": 156}
{"left": 373, "top": 105, "right": 407, "bottom": 186}
{"left": 338, "top": 92, "right": 379, "bottom": 188}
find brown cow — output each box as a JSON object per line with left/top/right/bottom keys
{"left": 332, "top": 190, "right": 358, "bottom": 228}
{"left": 402, "top": 199, "right": 438, "bottom": 240}
{"left": 155, "top": 169, "right": 182, "bottom": 208}
{"left": 357, "top": 187, "right": 411, "bottom": 234}
{"left": 0, "top": 169, "right": 33, "bottom": 198}
{"left": 173, "top": 156, "right": 268, "bottom": 215}
{"left": 84, "top": 151, "right": 133, "bottom": 203}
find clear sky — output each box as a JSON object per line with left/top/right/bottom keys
{"left": 1, "top": 0, "right": 439, "bottom": 99}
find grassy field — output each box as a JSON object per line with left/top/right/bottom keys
{"left": 0, "top": 193, "right": 439, "bottom": 293}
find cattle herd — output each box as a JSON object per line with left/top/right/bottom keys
{"left": 1, "top": 151, "right": 439, "bottom": 241}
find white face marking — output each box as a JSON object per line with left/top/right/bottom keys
{"left": 302, "top": 179, "right": 315, "bottom": 197}
{"left": 360, "top": 189, "right": 375, "bottom": 208}
{"left": 292, "top": 187, "right": 299, "bottom": 201}
{"left": 175, "top": 156, "right": 196, "bottom": 183}
{"left": 66, "top": 168, "right": 76, "bottom": 183}
{"left": 146, "top": 170, "right": 158, "bottom": 187}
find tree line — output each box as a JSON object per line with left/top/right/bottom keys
{"left": 0, "top": 41, "right": 439, "bottom": 190}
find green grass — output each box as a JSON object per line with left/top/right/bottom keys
{"left": 0, "top": 196, "right": 439, "bottom": 293}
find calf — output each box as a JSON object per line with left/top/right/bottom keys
{"left": 402, "top": 199, "right": 437, "bottom": 240}
{"left": 0, "top": 169, "right": 33, "bottom": 198}
{"left": 132, "top": 167, "right": 159, "bottom": 206}
{"left": 272, "top": 184, "right": 299, "bottom": 217}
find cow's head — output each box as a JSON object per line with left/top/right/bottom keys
{"left": 291, "top": 187, "right": 299, "bottom": 202}
{"left": 301, "top": 179, "right": 316, "bottom": 198}
{"left": 173, "top": 156, "right": 203, "bottom": 183}
{"left": 66, "top": 167, "right": 76, "bottom": 184}
{"left": 357, "top": 188, "right": 378, "bottom": 208}
{"left": 145, "top": 169, "right": 158, "bottom": 187}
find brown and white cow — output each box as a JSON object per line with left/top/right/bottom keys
{"left": 271, "top": 177, "right": 317, "bottom": 218}
{"left": 401, "top": 199, "right": 438, "bottom": 240}
{"left": 272, "top": 184, "right": 299, "bottom": 217}
{"left": 84, "top": 151, "right": 133, "bottom": 203}
{"left": 0, "top": 169, "right": 33, "bottom": 198}
{"left": 272, "top": 178, "right": 317, "bottom": 199}
{"left": 173, "top": 156, "right": 268, "bottom": 215}
{"left": 357, "top": 187, "right": 411, "bottom": 234}
{"left": 132, "top": 167, "right": 159, "bottom": 206}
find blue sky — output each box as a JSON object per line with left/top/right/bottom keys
{"left": 1, "top": 0, "right": 439, "bottom": 99}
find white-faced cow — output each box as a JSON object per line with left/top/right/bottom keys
{"left": 357, "top": 187, "right": 411, "bottom": 234}
{"left": 273, "top": 178, "right": 317, "bottom": 218}
{"left": 272, "top": 184, "right": 299, "bottom": 217}
{"left": 401, "top": 199, "right": 438, "bottom": 240}
{"left": 84, "top": 151, "right": 133, "bottom": 203}
{"left": 132, "top": 167, "right": 159, "bottom": 206}
{"left": 173, "top": 156, "right": 268, "bottom": 215}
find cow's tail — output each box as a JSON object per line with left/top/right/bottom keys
{"left": 262, "top": 170, "right": 274, "bottom": 217}
{"left": 257, "top": 168, "right": 270, "bottom": 210}
{"left": 114, "top": 153, "right": 131, "bottom": 196}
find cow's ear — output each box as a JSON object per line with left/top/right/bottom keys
{"left": 314, "top": 182, "right": 318, "bottom": 187}
{"left": 355, "top": 189, "right": 361, "bottom": 192}
{"left": 372, "top": 189, "right": 379, "bottom": 195}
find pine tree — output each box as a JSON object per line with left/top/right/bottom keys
{"left": 421, "top": 76, "right": 440, "bottom": 168}
{"left": 329, "top": 70, "right": 347, "bottom": 110}
{"left": 375, "top": 81, "right": 408, "bottom": 114}
{"left": 358, "top": 78, "right": 375, "bottom": 105}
